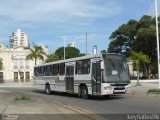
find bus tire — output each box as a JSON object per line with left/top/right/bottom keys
{"left": 45, "top": 84, "right": 51, "bottom": 95}
{"left": 80, "top": 86, "right": 88, "bottom": 99}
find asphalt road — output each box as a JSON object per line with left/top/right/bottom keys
{"left": 2, "top": 87, "right": 160, "bottom": 120}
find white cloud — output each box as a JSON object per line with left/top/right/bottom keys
{"left": 0, "top": 0, "right": 122, "bottom": 22}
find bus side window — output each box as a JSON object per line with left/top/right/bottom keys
{"left": 76, "top": 59, "right": 90, "bottom": 75}
{"left": 60, "top": 63, "right": 65, "bottom": 75}
{"left": 45, "top": 65, "right": 53, "bottom": 76}
{"left": 39, "top": 66, "right": 45, "bottom": 76}
{"left": 53, "top": 64, "right": 59, "bottom": 76}
{"left": 34, "top": 67, "right": 38, "bottom": 76}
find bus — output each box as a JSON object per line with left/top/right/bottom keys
{"left": 33, "top": 53, "right": 131, "bottom": 98}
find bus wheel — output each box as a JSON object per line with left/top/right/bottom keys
{"left": 81, "top": 86, "right": 88, "bottom": 99}
{"left": 45, "top": 84, "right": 51, "bottom": 95}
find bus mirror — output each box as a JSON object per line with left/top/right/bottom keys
{"left": 101, "top": 61, "right": 104, "bottom": 69}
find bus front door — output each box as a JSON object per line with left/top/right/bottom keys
{"left": 65, "top": 65, "right": 74, "bottom": 93}
{"left": 92, "top": 61, "right": 101, "bottom": 95}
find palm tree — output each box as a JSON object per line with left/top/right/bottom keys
{"left": 129, "top": 51, "right": 150, "bottom": 86}
{"left": 25, "top": 43, "right": 47, "bottom": 65}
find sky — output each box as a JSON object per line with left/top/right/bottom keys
{"left": 0, "top": 0, "right": 159, "bottom": 54}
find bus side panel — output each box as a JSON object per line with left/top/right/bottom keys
{"left": 51, "top": 84, "right": 66, "bottom": 92}
{"left": 74, "top": 74, "right": 92, "bottom": 94}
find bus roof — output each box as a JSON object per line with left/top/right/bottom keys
{"left": 35, "top": 53, "right": 124, "bottom": 67}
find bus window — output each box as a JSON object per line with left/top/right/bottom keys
{"left": 60, "top": 63, "right": 65, "bottom": 75}
{"left": 53, "top": 64, "right": 59, "bottom": 76}
{"left": 45, "top": 65, "right": 53, "bottom": 76}
{"left": 34, "top": 67, "right": 39, "bottom": 76}
{"left": 76, "top": 59, "right": 90, "bottom": 75}
{"left": 39, "top": 66, "right": 45, "bottom": 76}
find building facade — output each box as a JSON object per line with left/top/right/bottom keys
{"left": 0, "top": 44, "right": 48, "bottom": 83}
{"left": 0, "top": 29, "right": 48, "bottom": 83}
{"left": 9, "top": 29, "right": 29, "bottom": 48}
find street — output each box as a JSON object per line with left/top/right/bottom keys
{"left": 1, "top": 87, "right": 160, "bottom": 120}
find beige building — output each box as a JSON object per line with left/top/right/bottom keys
{"left": 0, "top": 43, "right": 48, "bottom": 83}
{"left": 0, "top": 29, "right": 48, "bottom": 83}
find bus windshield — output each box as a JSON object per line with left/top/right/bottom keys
{"left": 103, "top": 59, "right": 129, "bottom": 83}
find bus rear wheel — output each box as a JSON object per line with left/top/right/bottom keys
{"left": 80, "top": 86, "right": 88, "bottom": 99}
{"left": 45, "top": 84, "right": 51, "bottom": 95}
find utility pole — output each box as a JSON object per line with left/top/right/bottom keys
{"left": 155, "top": 0, "right": 160, "bottom": 88}
{"left": 86, "top": 32, "right": 88, "bottom": 55}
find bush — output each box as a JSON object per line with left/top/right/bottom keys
{"left": 15, "top": 95, "right": 31, "bottom": 101}
{"left": 147, "top": 88, "right": 160, "bottom": 93}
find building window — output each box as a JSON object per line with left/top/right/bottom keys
{"left": 25, "top": 61, "right": 29, "bottom": 69}
{"left": 0, "top": 72, "right": 3, "bottom": 83}
{"left": 19, "top": 72, "right": 24, "bottom": 82}
{"left": 19, "top": 61, "right": 24, "bottom": 69}
{"left": 14, "top": 72, "right": 18, "bottom": 82}
{"left": 25, "top": 72, "right": 30, "bottom": 82}
{"left": 13, "top": 61, "right": 18, "bottom": 69}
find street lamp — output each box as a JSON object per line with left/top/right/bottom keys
{"left": 155, "top": 0, "right": 160, "bottom": 88}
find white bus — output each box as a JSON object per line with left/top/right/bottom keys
{"left": 33, "top": 53, "right": 130, "bottom": 98}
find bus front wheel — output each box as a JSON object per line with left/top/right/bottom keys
{"left": 45, "top": 84, "right": 51, "bottom": 95}
{"left": 80, "top": 86, "right": 88, "bottom": 99}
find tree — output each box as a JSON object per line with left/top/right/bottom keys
{"left": 101, "top": 50, "right": 107, "bottom": 54}
{"left": 0, "top": 58, "right": 3, "bottom": 70}
{"left": 129, "top": 51, "right": 150, "bottom": 85}
{"left": 108, "top": 15, "right": 160, "bottom": 78}
{"left": 45, "top": 53, "right": 59, "bottom": 63}
{"left": 108, "top": 19, "right": 138, "bottom": 56}
{"left": 133, "top": 25, "right": 157, "bottom": 78}
{"left": 25, "top": 43, "right": 47, "bottom": 65}
{"left": 55, "top": 47, "right": 81, "bottom": 59}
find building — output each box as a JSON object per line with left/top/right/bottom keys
{"left": 9, "top": 29, "right": 29, "bottom": 48}
{"left": 0, "top": 29, "right": 48, "bottom": 83}
{"left": 67, "top": 42, "right": 75, "bottom": 47}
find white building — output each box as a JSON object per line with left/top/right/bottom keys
{"left": 67, "top": 42, "right": 76, "bottom": 47}
{"left": 9, "top": 29, "right": 29, "bottom": 48}
{"left": 0, "top": 43, "right": 48, "bottom": 83}
{"left": 0, "top": 29, "right": 48, "bottom": 83}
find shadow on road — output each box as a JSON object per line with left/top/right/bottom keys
{"left": 33, "top": 89, "right": 125, "bottom": 101}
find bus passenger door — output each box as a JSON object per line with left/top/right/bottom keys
{"left": 92, "top": 61, "right": 101, "bottom": 95}
{"left": 65, "top": 65, "right": 74, "bottom": 93}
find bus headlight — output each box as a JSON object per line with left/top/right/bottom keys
{"left": 104, "top": 86, "right": 112, "bottom": 90}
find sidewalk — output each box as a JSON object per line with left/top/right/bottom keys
{"left": 131, "top": 82, "right": 159, "bottom": 96}
{"left": 0, "top": 89, "right": 77, "bottom": 114}
{"left": 0, "top": 82, "right": 33, "bottom": 87}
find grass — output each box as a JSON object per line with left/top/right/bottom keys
{"left": 15, "top": 95, "right": 31, "bottom": 101}
{"left": 147, "top": 88, "right": 160, "bottom": 93}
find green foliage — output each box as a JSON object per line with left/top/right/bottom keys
{"left": 108, "top": 15, "right": 160, "bottom": 78}
{"left": 45, "top": 53, "right": 59, "bottom": 63}
{"left": 79, "top": 53, "right": 86, "bottom": 57}
{"left": 129, "top": 51, "right": 150, "bottom": 71}
{"left": 25, "top": 43, "right": 47, "bottom": 65}
{"left": 55, "top": 47, "right": 81, "bottom": 59}
{"left": 108, "top": 19, "right": 138, "bottom": 56}
{"left": 101, "top": 50, "right": 107, "bottom": 54}
{"left": 0, "top": 57, "right": 3, "bottom": 70}
{"left": 15, "top": 95, "right": 31, "bottom": 101}
{"left": 148, "top": 88, "right": 160, "bottom": 93}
